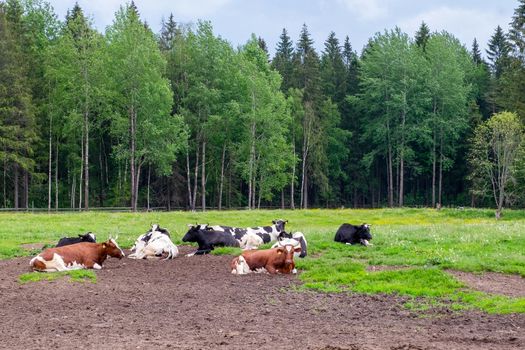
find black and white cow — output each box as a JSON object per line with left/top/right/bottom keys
{"left": 272, "top": 231, "right": 308, "bottom": 258}
{"left": 334, "top": 223, "right": 373, "bottom": 246}
{"left": 128, "top": 224, "right": 178, "bottom": 259}
{"left": 209, "top": 219, "right": 288, "bottom": 250}
{"left": 182, "top": 224, "right": 240, "bottom": 256}
{"left": 56, "top": 232, "right": 97, "bottom": 247}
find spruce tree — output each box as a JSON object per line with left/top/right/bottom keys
{"left": 271, "top": 28, "right": 294, "bottom": 93}
{"left": 415, "top": 21, "right": 430, "bottom": 51}
{"left": 486, "top": 26, "right": 511, "bottom": 78}
{"left": 509, "top": 0, "right": 525, "bottom": 60}
{"left": 471, "top": 38, "right": 483, "bottom": 64}
{"left": 159, "top": 13, "right": 177, "bottom": 52}
{"left": 320, "top": 31, "right": 346, "bottom": 104}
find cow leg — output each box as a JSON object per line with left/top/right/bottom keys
{"left": 265, "top": 265, "right": 278, "bottom": 274}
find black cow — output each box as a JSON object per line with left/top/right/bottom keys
{"left": 182, "top": 224, "right": 240, "bottom": 256}
{"left": 274, "top": 231, "right": 308, "bottom": 258}
{"left": 334, "top": 223, "right": 372, "bottom": 246}
{"left": 56, "top": 232, "right": 97, "bottom": 247}
{"left": 209, "top": 219, "right": 288, "bottom": 249}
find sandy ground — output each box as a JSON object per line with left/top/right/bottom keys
{"left": 0, "top": 246, "right": 523, "bottom": 350}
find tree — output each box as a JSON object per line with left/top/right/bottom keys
{"left": 357, "top": 28, "right": 429, "bottom": 207}
{"left": 509, "top": 0, "right": 525, "bottom": 60}
{"left": 159, "top": 13, "right": 178, "bottom": 52}
{"left": 106, "top": 4, "right": 185, "bottom": 211}
{"left": 468, "top": 111, "right": 523, "bottom": 219}
{"left": 415, "top": 22, "right": 430, "bottom": 51}
{"left": 271, "top": 28, "right": 294, "bottom": 93}
{"left": 486, "top": 26, "right": 511, "bottom": 79}
{"left": 424, "top": 32, "right": 471, "bottom": 207}
{"left": 0, "top": 3, "right": 36, "bottom": 209}
{"left": 471, "top": 38, "right": 483, "bottom": 64}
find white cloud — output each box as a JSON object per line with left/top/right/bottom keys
{"left": 337, "top": 0, "right": 388, "bottom": 21}
{"left": 398, "top": 6, "right": 510, "bottom": 48}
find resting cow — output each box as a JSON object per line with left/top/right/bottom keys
{"left": 56, "top": 232, "right": 96, "bottom": 247}
{"left": 334, "top": 223, "right": 373, "bottom": 246}
{"left": 272, "top": 231, "right": 308, "bottom": 258}
{"left": 230, "top": 244, "right": 301, "bottom": 275}
{"left": 30, "top": 238, "right": 125, "bottom": 272}
{"left": 182, "top": 224, "right": 240, "bottom": 256}
{"left": 128, "top": 224, "right": 178, "bottom": 259}
{"left": 209, "top": 219, "right": 288, "bottom": 250}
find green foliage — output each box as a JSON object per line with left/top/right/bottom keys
{"left": 19, "top": 269, "right": 97, "bottom": 284}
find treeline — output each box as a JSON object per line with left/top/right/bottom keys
{"left": 1, "top": 0, "right": 525, "bottom": 211}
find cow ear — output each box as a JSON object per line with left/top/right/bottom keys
{"left": 272, "top": 220, "right": 276, "bottom": 224}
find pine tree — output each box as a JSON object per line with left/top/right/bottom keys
{"left": 271, "top": 28, "right": 294, "bottom": 93}
{"left": 486, "top": 26, "right": 511, "bottom": 78}
{"left": 320, "top": 31, "right": 346, "bottom": 104}
{"left": 415, "top": 21, "right": 430, "bottom": 51}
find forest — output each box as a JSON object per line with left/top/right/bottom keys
{"left": 1, "top": 0, "right": 525, "bottom": 212}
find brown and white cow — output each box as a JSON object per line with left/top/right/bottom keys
{"left": 230, "top": 244, "right": 301, "bottom": 275}
{"left": 30, "top": 238, "right": 125, "bottom": 272}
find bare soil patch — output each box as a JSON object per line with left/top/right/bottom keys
{"left": 20, "top": 243, "right": 46, "bottom": 250}
{"left": 0, "top": 246, "right": 523, "bottom": 350}
{"left": 447, "top": 270, "right": 525, "bottom": 298}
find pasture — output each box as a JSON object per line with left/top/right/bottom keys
{"left": 1, "top": 208, "right": 525, "bottom": 349}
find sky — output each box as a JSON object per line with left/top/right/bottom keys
{"left": 47, "top": 0, "right": 518, "bottom": 56}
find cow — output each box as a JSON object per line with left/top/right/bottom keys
{"left": 182, "top": 224, "right": 240, "bottom": 256}
{"left": 208, "top": 219, "right": 288, "bottom": 250}
{"left": 272, "top": 231, "right": 308, "bottom": 258}
{"left": 30, "top": 238, "right": 125, "bottom": 272}
{"left": 128, "top": 224, "right": 178, "bottom": 260}
{"left": 56, "top": 232, "right": 96, "bottom": 247}
{"left": 230, "top": 244, "right": 302, "bottom": 275}
{"left": 334, "top": 223, "right": 373, "bottom": 246}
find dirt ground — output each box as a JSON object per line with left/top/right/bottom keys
{"left": 1, "top": 246, "right": 524, "bottom": 350}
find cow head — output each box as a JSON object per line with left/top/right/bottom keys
{"left": 276, "top": 244, "right": 302, "bottom": 270}
{"left": 272, "top": 219, "right": 288, "bottom": 232}
{"left": 148, "top": 224, "right": 171, "bottom": 237}
{"left": 182, "top": 224, "right": 210, "bottom": 242}
{"left": 277, "top": 230, "right": 293, "bottom": 241}
{"left": 104, "top": 238, "right": 125, "bottom": 259}
{"left": 78, "top": 232, "right": 96, "bottom": 243}
{"left": 358, "top": 224, "right": 372, "bottom": 246}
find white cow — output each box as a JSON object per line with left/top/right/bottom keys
{"left": 128, "top": 224, "right": 178, "bottom": 260}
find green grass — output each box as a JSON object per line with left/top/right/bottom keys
{"left": 2, "top": 208, "right": 525, "bottom": 313}
{"left": 19, "top": 270, "right": 97, "bottom": 284}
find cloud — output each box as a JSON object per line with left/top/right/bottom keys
{"left": 337, "top": 0, "right": 388, "bottom": 21}
{"left": 398, "top": 6, "right": 510, "bottom": 47}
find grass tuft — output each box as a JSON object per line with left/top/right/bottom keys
{"left": 19, "top": 270, "right": 97, "bottom": 284}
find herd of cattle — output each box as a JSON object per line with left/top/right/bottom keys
{"left": 29, "top": 220, "right": 373, "bottom": 275}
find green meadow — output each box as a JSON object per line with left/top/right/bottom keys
{"left": 2, "top": 208, "right": 525, "bottom": 313}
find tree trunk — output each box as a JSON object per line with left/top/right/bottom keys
{"left": 130, "top": 106, "right": 136, "bottom": 212}
{"left": 48, "top": 115, "right": 52, "bottom": 212}
{"left": 192, "top": 144, "right": 199, "bottom": 211}
{"left": 22, "top": 170, "right": 28, "bottom": 209}
{"left": 147, "top": 164, "right": 151, "bottom": 211}
{"left": 185, "top": 146, "right": 193, "bottom": 209}
{"left": 71, "top": 175, "right": 76, "bottom": 209}
{"left": 218, "top": 142, "right": 226, "bottom": 210}
{"left": 14, "top": 164, "right": 18, "bottom": 210}
{"left": 290, "top": 141, "right": 296, "bottom": 209}
{"left": 387, "top": 143, "right": 393, "bottom": 208}
{"left": 281, "top": 189, "right": 285, "bottom": 210}
{"left": 79, "top": 129, "right": 84, "bottom": 210}
{"left": 84, "top": 109, "right": 89, "bottom": 210}
{"left": 3, "top": 157, "right": 6, "bottom": 207}
{"left": 98, "top": 139, "right": 104, "bottom": 207}
{"left": 201, "top": 140, "right": 206, "bottom": 211}
{"left": 248, "top": 122, "right": 256, "bottom": 210}
{"left": 438, "top": 136, "right": 443, "bottom": 207}
{"left": 431, "top": 102, "right": 437, "bottom": 208}
{"left": 134, "top": 160, "right": 143, "bottom": 210}
{"left": 55, "top": 139, "right": 59, "bottom": 211}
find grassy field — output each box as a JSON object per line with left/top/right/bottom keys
{"left": 2, "top": 208, "right": 525, "bottom": 313}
